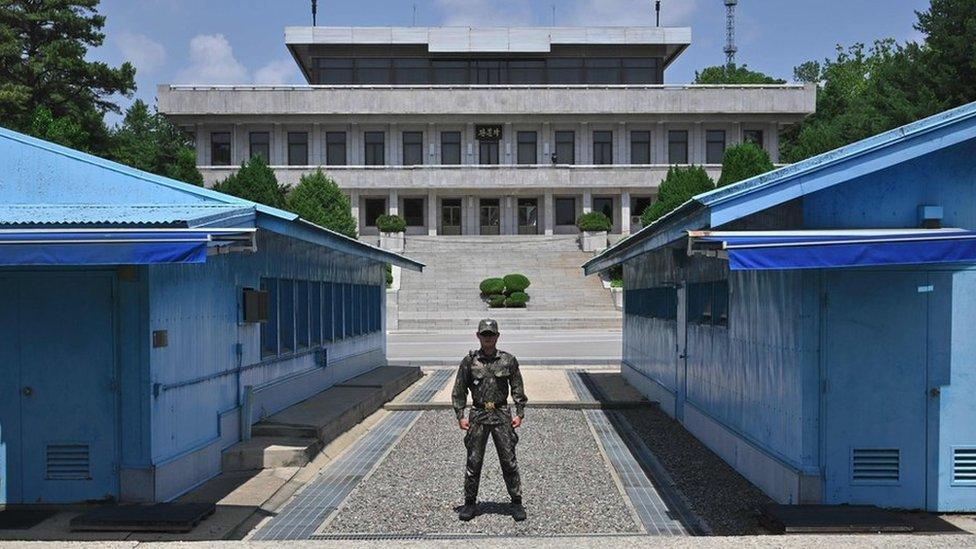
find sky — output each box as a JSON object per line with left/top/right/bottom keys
{"left": 92, "top": 0, "right": 931, "bottom": 123}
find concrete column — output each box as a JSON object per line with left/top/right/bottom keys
{"left": 503, "top": 122, "right": 513, "bottom": 164}
{"left": 582, "top": 190, "right": 593, "bottom": 214}
{"left": 579, "top": 122, "right": 589, "bottom": 164}
{"left": 388, "top": 189, "right": 399, "bottom": 216}
{"left": 733, "top": 122, "right": 743, "bottom": 146}
{"left": 543, "top": 191, "right": 554, "bottom": 236}
{"left": 349, "top": 190, "right": 360, "bottom": 233}
{"left": 617, "top": 122, "right": 627, "bottom": 164}
{"left": 428, "top": 123, "right": 437, "bottom": 164}
{"left": 389, "top": 123, "right": 398, "bottom": 166}
{"left": 427, "top": 189, "right": 437, "bottom": 235}
{"left": 195, "top": 124, "right": 205, "bottom": 166}
{"left": 505, "top": 195, "right": 516, "bottom": 234}
{"left": 468, "top": 196, "right": 478, "bottom": 235}
{"left": 621, "top": 191, "right": 631, "bottom": 235}
{"left": 312, "top": 123, "right": 323, "bottom": 165}
{"left": 232, "top": 123, "right": 242, "bottom": 165}
{"left": 655, "top": 121, "right": 666, "bottom": 165}
{"left": 273, "top": 123, "right": 284, "bottom": 166}
{"left": 693, "top": 122, "right": 703, "bottom": 164}
{"left": 542, "top": 122, "right": 551, "bottom": 163}
{"left": 350, "top": 124, "right": 361, "bottom": 165}
{"left": 465, "top": 123, "right": 475, "bottom": 164}
{"left": 769, "top": 122, "right": 781, "bottom": 163}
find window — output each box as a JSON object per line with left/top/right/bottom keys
{"left": 317, "top": 58, "right": 354, "bottom": 84}
{"left": 288, "top": 132, "right": 308, "bottom": 166}
{"left": 403, "top": 198, "right": 424, "bottom": 227}
{"left": 593, "top": 131, "right": 613, "bottom": 165}
{"left": 343, "top": 283, "right": 356, "bottom": 336}
{"left": 622, "top": 57, "right": 661, "bottom": 84}
{"left": 364, "top": 131, "right": 385, "bottom": 165}
{"left": 668, "top": 130, "right": 688, "bottom": 164}
{"left": 706, "top": 130, "right": 726, "bottom": 164}
{"left": 625, "top": 286, "right": 677, "bottom": 320}
{"left": 364, "top": 198, "right": 386, "bottom": 227}
{"left": 359, "top": 285, "right": 369, "bottom": 334}
{"left": 249, "top": 132, "right": 270, "bottom": 163}
{"left": 441, "top": 131, "right": 461, "bottom": 165}
{"left": 402, "top": 131, "right": 423, "bottom": 165}
{"left": 554, "top": 131, "right": 575, "bottom": 164}
{"left": 585, "top": 58, "right": 621, "bottom": 84}
{"left": 326, "top": 132, "right": 347, "bottom": 165}
{"left": 296, "top": 280, "right": 309, "bottom": 349}
{"left": 479, "top": 140, "right": 499, "bottom": 165}
{"left": 555, "top": 197, "right": 576, "bottom": 225}
{"left": 743, "top": 129, "right": 764, "bottom": 150}
{"left": 593, "top": 197, "right": 614, "bottom": 223}
{"left": 432, "top": 60, "right": 468, "bottom": 84}
{"left": 547, "top": 58, "right": 583, "bottom": 84}
{"left": 355, "top": 58, "right": 391, "bottom": 84}
{"left": 210, "top": 132, "right": 231, "bottom": 165}
{"left": 517, "top": 131, "right": 537, "bottom": 165}
{"left": 688, "top": 280, "right": 729, "bottom": 327}
{"left": 323, "top": 282, "right": 334, "bottom": 341}
{"left": 393, "top": 58, "right": 429, "bottom": 84}
{"left": 630, "top": 131, "right": 651, "bottom": 164}
{"left": 508, "top": 60, "right": 545, "bottom": 83}
{"left": 631, "top": 196, "right": 652, "bottom": 220}
{"left": 311, "top": 283, "right": 321, "bottom": 345}
{"left": 472, "top": 60, "right": 503, "bottom": 84}
{"left": 260, "top": 278, "right": 278, "bottom": 357}
{"left": 279, "top": 279, "right": 295, "bottom": 353}
{"left": 332, "top": 282, "right": 343, "bottom": 339}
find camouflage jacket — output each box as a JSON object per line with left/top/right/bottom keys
{"left": 452, "top": 349, "right": 527, "bottom": 424}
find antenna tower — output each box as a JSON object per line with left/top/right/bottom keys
{"left": 724, "top": 0, "right": 737, "bottom": 65}
{"left": 311, "top": 0, "right": 318, "bottom": 26}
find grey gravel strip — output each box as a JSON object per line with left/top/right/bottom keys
{"left": 252, "top": 411, "right": 421, "bottom": 540}
{"left": 403, "top": 369, "right": 454, "bottom": 403}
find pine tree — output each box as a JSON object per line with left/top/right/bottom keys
{"left": 110, "top": 100, "right": 203, "bottom": 185}
{"left": 212, "top": 156, "right": 289, "bottom": 210}
{"left": 288, "top": 170, "right": 358, "bottom": 238}
{"left": 718, "top": 142, "right": 774, "bottom": 187}
{"left": 641, "top": 166, "right": 715, "bottom": 226}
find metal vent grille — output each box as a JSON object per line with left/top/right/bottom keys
{"left": 953, "top": 447, "right": 976, "bottom": 484}
{"left": 46, "top": 444, "right": 91, "bottom": 480}
{"left": 852, "top": 448, "right": 900, "bottom": 483}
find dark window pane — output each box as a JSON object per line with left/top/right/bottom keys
{"left": 668, "top": 130, "right": 688, "bottom": 164}
{"left": 279, "top": 279, "right": 295, "bottom": 353}
{"left": 441, "top": 131, "right": 461, "bottom": 164}
{"left": 706, "top": 130, "right": 726, "bottom": 164}
{"left": 403, "top": 198, "right": 424, "bottom": 226}
{"left": 622, "top": 57, "right": 661, "bottom": 84}
{"left": 743, "top": 129, "right": 764, "bottom": 149}
{"left": 402, "top": 131, "right": 423, "bottom": 165}
{"left": 555, "top": 197, "right": 576, "bottom": 225}
{"left": 547, "top": 58, "right": 583, "bottom": 84}
{"left": 260, "top": 278, "right": 278, "bottom": 357}
{"left": 472, "top": 60, "right": 502, "bottom": 84}
{"left": 432, "top": 60, "right": 469, "bottom": 84}
{"left": 211, "top": 132, "right": 231, "bottom": 166}
{"left": 355, "top": 58, "right": 391, "bottom": 84}
{"left": 311, "top": 283, "right": 321, "bottom": 345}
{"left": 631, "top": 196, "right": 653, "bottom": 222}
{"left": 593, "top": 197, "right": 614, "bottom": 223}
{"left": 517, "top": 131, "right": 537, "bottom": 164}
{"left": 296, "top": 280, "right": 309, "bottom": 349}
{"left": 479, "top": 141, "right": 499, "bottom": 165}
{"left": 593, "top": 130, "right": 613, "bottom": 165}
{"left": 393, "top": 58, "right": 429, "bottom": 84}
{"left": 508, "top": 60, "right": 545, "bottom": 84}
{"left": 630, "top": 131, "right": 651, "bottom": 164}
{"left": 554, "top": 131, "right": 575, "bottom": 164}
{"left": 585, "top": 58, "right": 621, "bottom": 84}
{"left": 326, "top": 131, "right": 347, "bottom": 165}
{"left": 288, "top": 132, "right": 308, "bottom": 165}
{"left": 364, "top": 198, "right": 386, "bottom": 226}
{"left": 249, "top": 131, "right": 270, "bottom": 163}
{"left": 317, "top": 58, "right": 354, "bottom": 84}
{"left": 364, "top": 131, "right": 385, "bottom": 165}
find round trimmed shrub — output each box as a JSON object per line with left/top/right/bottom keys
{"left": 504, "top": 292, "right": 528, "bottom": 308}
{"left": 376, "top": 214, "right": 406, "bottom": 233}
{"left": 480, "top": 277, "right": 505, "bottom": 295}
{"left": 502, "top": 273, "right": 531, "bottom": 293}
{"left": 576, "top": 211, "right": 612, "bottom": 232}
{"left": 487, "top": 294, "right": 506, "bottom": 308}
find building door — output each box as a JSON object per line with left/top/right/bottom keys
{"left": 480, "top": 199, "right": 500, "bottom": 235}
{"left": 823, "top": 270, "right": 928, "bottom": 509}
{"left": 517, "top": 198, "right": 538, "bottom": 235}
{"left": 441, "top": 198, "right": 462, "bottom": 235}
{"left": 675, "top": 284, "right": 688, "bottom": 420}
{"left": 0, "top": 273, "right": 119, "bottom": 503}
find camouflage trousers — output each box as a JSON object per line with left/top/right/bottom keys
{"left": 463, "top": 420, "right": 522, "bottom": 503}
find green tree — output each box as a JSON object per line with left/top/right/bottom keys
{"left": 914, "top": 0, "right": 976, "bottom": 107}
{"left": 694, "top": 63, "right": 785, "bottom": 85}
{"left": 718, "top": 142, "right": 774, "bottom": 187}
{"left": 0, "top": 0, "right": 135, "bottom": 149}
{"left": 109, "top": 100, "right": 203, "bottom": 185}
{"left": 286, "top": 170, "right": 358, "bottom": 238}
{"left": 212, "top": 156, "right": 289, "bottom": 210}
{"left": 641, "top": 166, "right": 715, "bottom": 225}
{"left": 27, "top": 106, "right": 91, "bottom": 151}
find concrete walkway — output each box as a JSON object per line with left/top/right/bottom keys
{"left": 387, "top": 329, "right": 622, "bottom": 366}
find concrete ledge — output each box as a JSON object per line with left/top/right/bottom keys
{"left": 221, "top": 437, "right": 322, "bottom": 472}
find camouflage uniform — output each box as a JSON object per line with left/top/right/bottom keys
{"left": 452, "top": 347, "right": 528, "bottom": 504}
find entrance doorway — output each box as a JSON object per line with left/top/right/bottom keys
{"left": 441, "top": 198, "right": 462, "bottom": 235}
{"left": 517, "top": 198, "right": 539, "bottom": 235}
{"left": 480, "top": 198, "right": 500, "bottom": 235}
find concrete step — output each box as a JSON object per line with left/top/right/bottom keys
{"left": 221, "top": 436, "right": 322, "bottom": 472}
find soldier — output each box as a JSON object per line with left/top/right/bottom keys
{"left": 452, "top": 318, "right": 528, "bottom": 522}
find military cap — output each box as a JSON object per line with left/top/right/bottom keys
{"left": 477, "top": 318, "right": 500, "bottom": 335}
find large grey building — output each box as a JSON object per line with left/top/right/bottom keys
{"left": 158, "top": 26, "right": 815, "bottom": 238}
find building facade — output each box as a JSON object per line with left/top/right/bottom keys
{"left": 158, "top": 26, "right": 816, "bottom": 238}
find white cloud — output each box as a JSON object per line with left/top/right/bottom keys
{"left": 565, "top": 0, "right": 698, "bottom": 26}
{"left": 434, "top": 0, "right": 533, "bottom": 26}
{"left": 116, "top": 32, "right": 166, "bottom": 74}
{"left": 253, "top": 58, "right": 302, "bottom": 85}
{"left": 175, "top": 33, "right": 248, "bottom": 84}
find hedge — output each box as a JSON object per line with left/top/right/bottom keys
{"left": 376, "top": 214, "right": 406, "bottom": 233}
{"left": 487, "top": 294, "right": 506, "bottom": 308}
{"left": 576, "top": 211, "right": 612, "bottom": 232}
{"left": 504, "top": 292, "right": 528, "bottom": 308}
{"left": 502, "top": 273, "right": 531, "bottom": 292}
{"left": 480, "top": 277, "right": 506, "bottom": 295}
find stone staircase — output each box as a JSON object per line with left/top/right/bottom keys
{"left": 396, "top": 235, "right": 621, "bottom": 331}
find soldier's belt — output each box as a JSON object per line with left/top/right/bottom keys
{"left": 473, "top": 401, "right": 508, "bottom": 410}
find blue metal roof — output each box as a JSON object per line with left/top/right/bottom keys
{"left": 584, "top": 100, "right": 976, "bottom": 275}
{"left": 0, "top": 127, "right": 424, "bottom": 271}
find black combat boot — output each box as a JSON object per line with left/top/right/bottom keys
{"left": 511, "top": 500, "right": 527, "bottom": 522}
{"left": 458, "top": 501, "right": 477, "bottom": 521}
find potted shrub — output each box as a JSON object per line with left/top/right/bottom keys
{"left": 577, "top": 211, "right": 611, "bottom": 252}
{"left": 480, "top": 277, "right": 505, "bottom": 295}
{"left": 376, "top": 214, "right": 406, "bottom": 252}
{"left": 504, "top": 291, "right": 529, "bottom": 308}
{"left": 502, "top": 273, "right": 531, "bottom": 293}
{"left": 487, "top": 294, "right": 506, "bottom": 308}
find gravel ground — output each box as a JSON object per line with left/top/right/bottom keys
{"left": 618, "top": 407, "right": 773, "bottom": 535}
{"left": 321, "top": 409, "right": 641, "bottom": 536}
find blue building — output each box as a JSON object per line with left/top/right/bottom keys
{"left": 0, "top": 128, "right": 422, "bottom": 504}
{"left": 585, "top": 102, "right": 976, "bottom": 511}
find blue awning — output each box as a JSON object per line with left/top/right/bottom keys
{"left": 0, "top": 228, "right": 256, "bottom": 266}
{"left": 688, "top": 229, "right": 976, "bottom": 270}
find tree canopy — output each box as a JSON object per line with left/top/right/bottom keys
{"left": 212, "top": 156, "right": 289, "bottom": 210}
{"left": 718, "top": 142, "right": 774, "bottom": 187}
{"left": 693, "top": 63, "right": 785, "bottom": 85}
{"left": 641, "top": 166, "right": 715, "bottom": 226}
{"left": 109, "top": 100, "right": 203, "bottom": 185}
{"left": 287, "top": 170, "right": 359, "bottom": 238}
